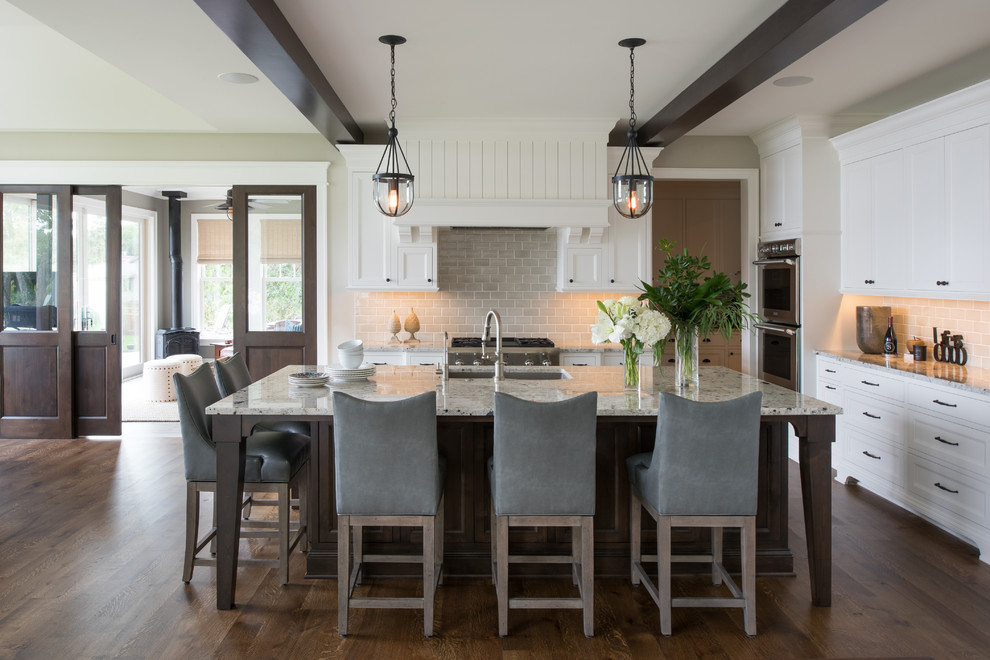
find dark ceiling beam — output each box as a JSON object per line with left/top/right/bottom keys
{"left": 611, "top": 0, "right": 887, "bottom": 147}
{"left": 194, "top": 0, "right": 363, "bottom": 144}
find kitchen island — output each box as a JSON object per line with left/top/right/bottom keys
{"left": 208, "top": 365, "right": 840, "bottom": 610}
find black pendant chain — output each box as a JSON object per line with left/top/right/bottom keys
{"left": 389, "top": 43, "right": 397, "bottom": 128}
{"left": 628, "top": 46, "right": 637, "bottom": 132}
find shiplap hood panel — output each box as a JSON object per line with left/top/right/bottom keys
{"left": 338, "top": 125, "right": 658, "bottom": 229}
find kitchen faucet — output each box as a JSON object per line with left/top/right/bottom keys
{"left": 482, "top": 309, "right": 504, "bottom": 381}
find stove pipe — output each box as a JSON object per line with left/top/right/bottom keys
{"left": 162, "top": 190, "right": 187, "bottom": 327}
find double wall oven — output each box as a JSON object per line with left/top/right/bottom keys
{"left": 753, "top": 238, "right": 800, "bottom": 391}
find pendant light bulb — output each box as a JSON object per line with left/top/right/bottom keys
{"left": 612, "top": 38, "right": 653, "bottom": 219}
{"left": 373, "top": 35, "right": 415, "bottom": 218}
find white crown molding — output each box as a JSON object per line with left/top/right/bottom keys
{"left": 751, "top": 115, "right": 832, "bottom": 156}
{"left": 831, "top": 78, "right": 990, "bottom": 163}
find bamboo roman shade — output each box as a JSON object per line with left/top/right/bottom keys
{"left": 197, "top": 218, "right": 301, "bottom": 264}
{"left": 260, "top": 219, "right": 302, "bottom": 264}
{"left": 196, "top": 219, "right": 232, "bottom": 264}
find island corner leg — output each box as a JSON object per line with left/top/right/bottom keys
{"left": 213, "top": 414, "right": 246, "bottom": 610}
{"left": 796, "top": 414, "right": 835, "bottom": 607}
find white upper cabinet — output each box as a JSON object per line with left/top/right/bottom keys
{"left": 760, "top": 144, "right": 802, "bottom": 238}
{"left": 557, "top": 214, "right": 650, "bottom": 292}
{"left": 832, "top": 79, "right": 990, "bottom": 301}
{"left": 346, "top": 170, "right": 438, "bottom": 291}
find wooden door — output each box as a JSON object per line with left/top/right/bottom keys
{"left": 0, "top": 186, "right": 73, "bottom": 438}
{"left": 231, "top": 185, "right": 317, "bottom": 380}
{"left": 72, "top": 187, "right": 122, "bottom": 436}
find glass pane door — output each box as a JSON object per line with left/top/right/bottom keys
{"left": 246, "top": 195, "right": 304, "bottom": 332}
{"left": 3, "top": 192, "right": 59, "bottom": 332}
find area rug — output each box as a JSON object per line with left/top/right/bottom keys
{"left": 122, "top": 376, "right": 179, "bottom": 422}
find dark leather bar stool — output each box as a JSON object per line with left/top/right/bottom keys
{"left": 331, "top": 391, "right": 445, "bottom": 637}
{"left": 489, "top": 391, "right": 598, "bottom": 637}
{"left": 627, "top": 391, "right": 763, "bottom": 636}
{"left": 175, "top": 364, "right": 309, "bottom": 585}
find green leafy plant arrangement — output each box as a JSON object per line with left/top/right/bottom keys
{"left": 638, "top": 239, "right": 761, "bottom": 364}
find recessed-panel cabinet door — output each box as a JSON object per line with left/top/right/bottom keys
{"left": 945, "top": 125, "right": 990, "bottom": 294}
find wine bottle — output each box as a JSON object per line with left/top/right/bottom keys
{"left": 882, "top": 316, "right": 897, "bottom": 355}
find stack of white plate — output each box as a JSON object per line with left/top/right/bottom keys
{"left": 328, "top": 363, "right": 376, "bottom": 382}
{"left": 288, "top": 371, "right": 329, "bottom": 387}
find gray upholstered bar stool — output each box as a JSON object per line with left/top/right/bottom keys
{"left": 175, "top": 364, "right": 310, "bottom": 586}
{"left": 627, "top": 391, "right": 763, "bottom": 637}
{"left": 214, "top": 352, "right": 312, "bottom": 436}
{"left": 331, "top": 390, "right": 445, "bottom": 637}
{"left": 489, "top": 391, "right": 598, "bottom": 637}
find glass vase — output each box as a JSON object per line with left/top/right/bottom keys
{"left": 622, "top": 341, "right": 640, "bottom": 390}
{"left": 674, "top": 326, "right": 700, "bottom": 388}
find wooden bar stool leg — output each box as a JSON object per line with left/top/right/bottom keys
{"left": 712, "top": 526, "right": 723, "bottom": 586}
{"left": 490, "top": 505, "right": 497, "bottom": 586}
{"left": 581, "top": 517, "right": 594, "bottom": 638}
{"left": 278, "top": 484, "right": 290, "bottom": 585}
{"left": 423, "top": 516, "right": 436, "bottom": 637}
{"left": 630, "top": 489, "right": 641, "bottom": 586}
{"left": 353, "top": 525, "right": 364, "bottom": 585}
{"left": 337, "top": 516, "right": 351, "bottom": 637}
{"left": 571, "top": 524, "right": 580, "bottom": 587}
{"left": 658, "top": 516, "right": 673, "bottom": 637}
{"left": 496, "top": 515, "right": 509, "bottom": 637}
{"left": 183, "top": 484, "right": 198, "bottom": 583}
{"left": 743, "top": 517, "right": 757, "bottom": 637}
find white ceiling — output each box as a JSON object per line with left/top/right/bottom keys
{"left": 3, "top": 0, "right": 990, "bottom": 142}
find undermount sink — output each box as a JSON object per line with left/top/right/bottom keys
{"left": 447, "top": 368, "right": 572, "bottom": 380}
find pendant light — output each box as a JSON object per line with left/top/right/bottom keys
{"left": 612, "top": 38, "right": 653, "bottom": 219}
{"left": 373, "top": 35, "right": 415, "bottom": 217}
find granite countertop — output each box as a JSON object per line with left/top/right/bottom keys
{"left": 207, "top": 364, "right": 840, "bottom": 418}
{"left": 365, "top": 341, "right": 446, "bottom": 352}
{"left": 364, "top": 341, "right": 622, "bottom": 353}
{"left": 817, "top": 350, "right": 990, "bottom": 396}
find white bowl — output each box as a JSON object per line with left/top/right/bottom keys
{"left": 338, "top": 339, "right": 363, "bottom": 352}
{"left": 338, "top": 349, "right": 364, "bottom": 369}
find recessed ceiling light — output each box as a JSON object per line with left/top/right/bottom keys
{"left": 217, "top": 72, "right": 258, "bottom": 84}
{"left": 773, "top": 75, "right": 814, "bottom": 87}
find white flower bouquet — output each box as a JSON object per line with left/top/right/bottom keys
{"left": 591, "top": 296, "right": 671, "bottom": 387}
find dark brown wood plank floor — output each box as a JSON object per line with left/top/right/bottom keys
{"left": 0, "top": 423, "right": 987, "bottom": 659}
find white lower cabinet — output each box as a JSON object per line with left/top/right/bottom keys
{"left": 364, "top": 351, "right": 405, "bottom": 366}
{"left": 560, "top": 352, "right": 601, "bottom": 367}
{"left": 818, "top": 354, "right": 990, "bottom": 562}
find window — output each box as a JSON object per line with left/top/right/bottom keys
{"left": 193, "top": 216, "right": 233, "bottom": 338}
{"left": 261, "top": 262, "right": 302, "bottom": 330}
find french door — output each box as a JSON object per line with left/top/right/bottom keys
{"left": 231, "top": 185, "right": 316, "bottom": 380}
{"left": 0, "top": 186, "right": 121, "bottom": 438}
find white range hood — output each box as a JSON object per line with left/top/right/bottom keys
{"left": 338, "top": 125, "right": 660, "bottom": 233}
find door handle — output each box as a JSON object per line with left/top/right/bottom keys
{"left": 111, "top": 333, "right": 116, "bottom": 345}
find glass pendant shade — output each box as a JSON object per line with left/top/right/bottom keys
{"left": 373, "top": 172, "right": 414, "bottom": 217}
{"left": 373, "top": 127, "right": 415, "bottom": 217}
{"left": 613, "top": 171, "right": 653, "bottom": 219}
{"left": 613, "top": 38, "right": 653, "bottom": 219}
{"left": 373, "top": 35, "right": 414, "bottom": 218}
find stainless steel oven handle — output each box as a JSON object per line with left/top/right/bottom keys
{"left": 752, "top": 258, "right": 796, "bottom": 266}
{"left": 755, "top": 324, "right": 797, "bottom": 336}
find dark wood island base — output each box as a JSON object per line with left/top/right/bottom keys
{"left": 300, "top": 418, "right": 799, "bottom": 581}
{"left": 210, "top": 366, "right": 838, "bottom": 610}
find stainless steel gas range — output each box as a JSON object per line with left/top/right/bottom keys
{"left": 447, "top": 337, "right": 559, "bottom": 366}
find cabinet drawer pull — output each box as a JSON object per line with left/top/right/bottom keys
{"left": 934, "top": 436, "right": 960, "bottom": 446}
{"left": 861, "top": 380, "right": 879, "bottom": 386}
{"left": 825, "top": 385, "right": 837, "bottom": 390}
{"left": 862, "top": 411, "right": 881, "bottom": 420}
{"left": 862, "top": 450, "right": 881, "bottom": 460}
{"left": 573, "top": 363, "right": 588, "bottom": 366}
{"left": 934, "top": 482, "right": 959, "bottom": 494}
{"left": 932, "top": 399, "right": 958, "bottom": 408}
{"left": 825, "top": 368, "right": 836, "bottom": 373}
{"left": 702, "top": 358, "right": 711, "bottom": 364}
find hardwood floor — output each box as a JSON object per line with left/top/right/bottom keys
{"left": 1, "top": 422, "right": 988, "bottom": 658}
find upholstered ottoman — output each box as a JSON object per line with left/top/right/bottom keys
{"left": 143, "top": 359, "right": 182, "bottom": 402}
{"left": 167, "top": 353, "right": 204, "bottom": 376}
